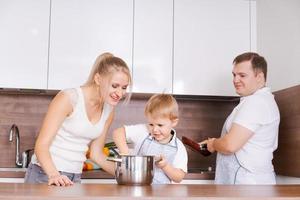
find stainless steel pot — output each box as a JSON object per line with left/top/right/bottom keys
{"left": 107, "top": 155, "right": 154, "bottom": 185}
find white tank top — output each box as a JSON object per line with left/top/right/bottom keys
{"left": 31, "top": 87, "right": 112, "bottom": 173}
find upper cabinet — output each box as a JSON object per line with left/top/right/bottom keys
{"left": 173, "top": 0, "right": 256, "bottom": 95}
{"left": 0, "top": 0, "right": 256, "bottom": 96}
{"left": 0, "top": 0, "right": 50, "bottom": 89}
{"left": 132, "top": 0, "right": 173, "bottom": 93}
{"left": 48, "top": 0, "right": 133, "bottom": 90}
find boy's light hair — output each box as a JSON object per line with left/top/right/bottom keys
{"left": 144, "top": 94, "right": 179, "bottom": 121}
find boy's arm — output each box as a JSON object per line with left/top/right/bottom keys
{"left": 112, "top": 127, "right": 129, "bottom": 154}
{"left": 156, "top": 156, "right": 186, "bottom": 183}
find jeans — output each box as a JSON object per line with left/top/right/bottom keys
{"left": 24, "top": 163, "right": 81, "bottom": 184}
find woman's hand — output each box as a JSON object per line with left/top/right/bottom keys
{"left": 48, "top": 174, "right": 74, "bottom": 186}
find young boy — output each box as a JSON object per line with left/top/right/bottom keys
{"left": 113, "top": 94, "right": 188, "bottom": 184}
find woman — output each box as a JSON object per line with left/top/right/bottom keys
{"left": 24, "top": 52, "right": 132, "bottom": 186}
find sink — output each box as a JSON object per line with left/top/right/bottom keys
{"left": 0, "top": 167, "right": 27, "bottom": 180}
{"left": 0, "top": 168, "right": 27, "bottom": 172}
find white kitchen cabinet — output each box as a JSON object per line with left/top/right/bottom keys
{"left": 0, "top": 0, "right": 50, "bottom": 89}
{"left": 132, "top": 0, "right": 173, "bottom": 93}
{"left": 48, "top": 0, "right": 133, "bottom": 90}
{"left": 276, "top": 175, "right": 300, "bottom": 184}
{"left": 173, "top": 0, "right": 256, "bottom": 95}
{"left": 257, "top": 0, "right": 300, "bottom": 91}
{"left": 0, "top": 178, "right": 24, "bottom": 183}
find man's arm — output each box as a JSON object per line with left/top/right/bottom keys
{"left": 207, "top": 123, "right": 254, "bottom": 154}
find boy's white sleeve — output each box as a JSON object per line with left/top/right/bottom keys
{"left": 172, "top": 139, "right": 188, "bottom": 173}
{"left": 124, "top": 124, "right": 149, "bottom": 144}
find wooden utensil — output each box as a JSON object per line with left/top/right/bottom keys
{"left": 182, "top": 136, "right": 211, "bottom": 157}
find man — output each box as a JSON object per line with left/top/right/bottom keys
{"left": 203, "top": 52, "right": 280, "bottom": 184}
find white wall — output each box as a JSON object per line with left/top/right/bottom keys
{"left": 257, "top": 0, "right": 300, "bottom": 91}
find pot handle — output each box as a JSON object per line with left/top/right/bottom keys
{"left": 106, "top": 157, "right": 122, "bottom": 162}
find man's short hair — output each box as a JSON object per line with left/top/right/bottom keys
{"left": 233, "top": 52, "right": 267, "bottom": 81}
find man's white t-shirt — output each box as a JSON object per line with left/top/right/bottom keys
{"left": 223, "top": 87, "right": 280, "bottom": 173}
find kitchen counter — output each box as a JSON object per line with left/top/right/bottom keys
{"left": 1, "top": 183, "right": 300, "bottom": 199}
{"left": 0, "top": 169, "right": 215, "bottom": 180}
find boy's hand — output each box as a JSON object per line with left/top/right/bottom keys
{"left": 154, "top": 155, "right": 168, "bottom": 169}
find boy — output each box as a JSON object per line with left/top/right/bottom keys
{"left": 113, "top": 94, "right": 188, "bottom": 184}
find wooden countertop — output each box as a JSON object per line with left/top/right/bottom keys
{"left": 1, "top": 183, "right": 300, "bottom": 199}
{"left": 0, "top": 169, "right": 215, "bottom": 180}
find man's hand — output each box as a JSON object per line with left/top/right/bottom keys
{"left": 199, "top": 138, "right": 216, "bottom": 153}
{"left": 206, "top": 138, "right": 216, "bottom": 153}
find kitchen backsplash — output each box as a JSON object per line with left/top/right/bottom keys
{"left": 1, "top": 85, "right": 300, "bottom": 176}
{"left": 0, "top": 89, "right": 238, "bottom": 171}
{"left": 273, "top": 84, "right": 300, "bottom": 177}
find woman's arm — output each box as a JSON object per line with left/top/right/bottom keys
{"left": 89, "top": 111, "right": 116, "bottom": 175}
{"left": 112, "top": 127, "right": 129, "bottom": 154}
{"left": 34, "top": 91, "right": 74, "bottom": 186}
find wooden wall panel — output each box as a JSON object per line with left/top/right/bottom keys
{"left": 0, "top": 93, "right": 52, "bottom": 167}
{"left": 3, "top": 85, "right": 300, "bottom": 177}
{"left": 273, "top": 84, "right": 300, "bottom": 177}
{"left": 110, "top": 95, "right": 238, "bottom": 171}
{"left": 0, "top": 90, "right": 238, "bottom": 172}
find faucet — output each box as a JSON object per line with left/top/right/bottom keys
{"left": 9, "top": 124, "right": 28, "bottom": 168}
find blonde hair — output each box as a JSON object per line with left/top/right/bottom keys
{"left": 85, "top": 52, "right": 132, "bottom": 102}
{"left": 145, "top": 94, "right": 179, "bottom": 121}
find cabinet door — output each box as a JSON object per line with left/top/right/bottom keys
{"left": 173, "top": 0, "right": 256, "bottom": 95}
{"left": 132, "top": 0, "right": 173, "bottom": 93}
{"left": 48, "top": 0, "right": 133, "bottom": 90}
{"left": 0, "top": 0, "right": 50, "bottom": 89}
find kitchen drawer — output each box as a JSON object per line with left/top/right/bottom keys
{"left": 0, "top": 178, "right": 24, "bottom": 183}
{"left": 81, "top": 179, "right": 117, "bottom": 184}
